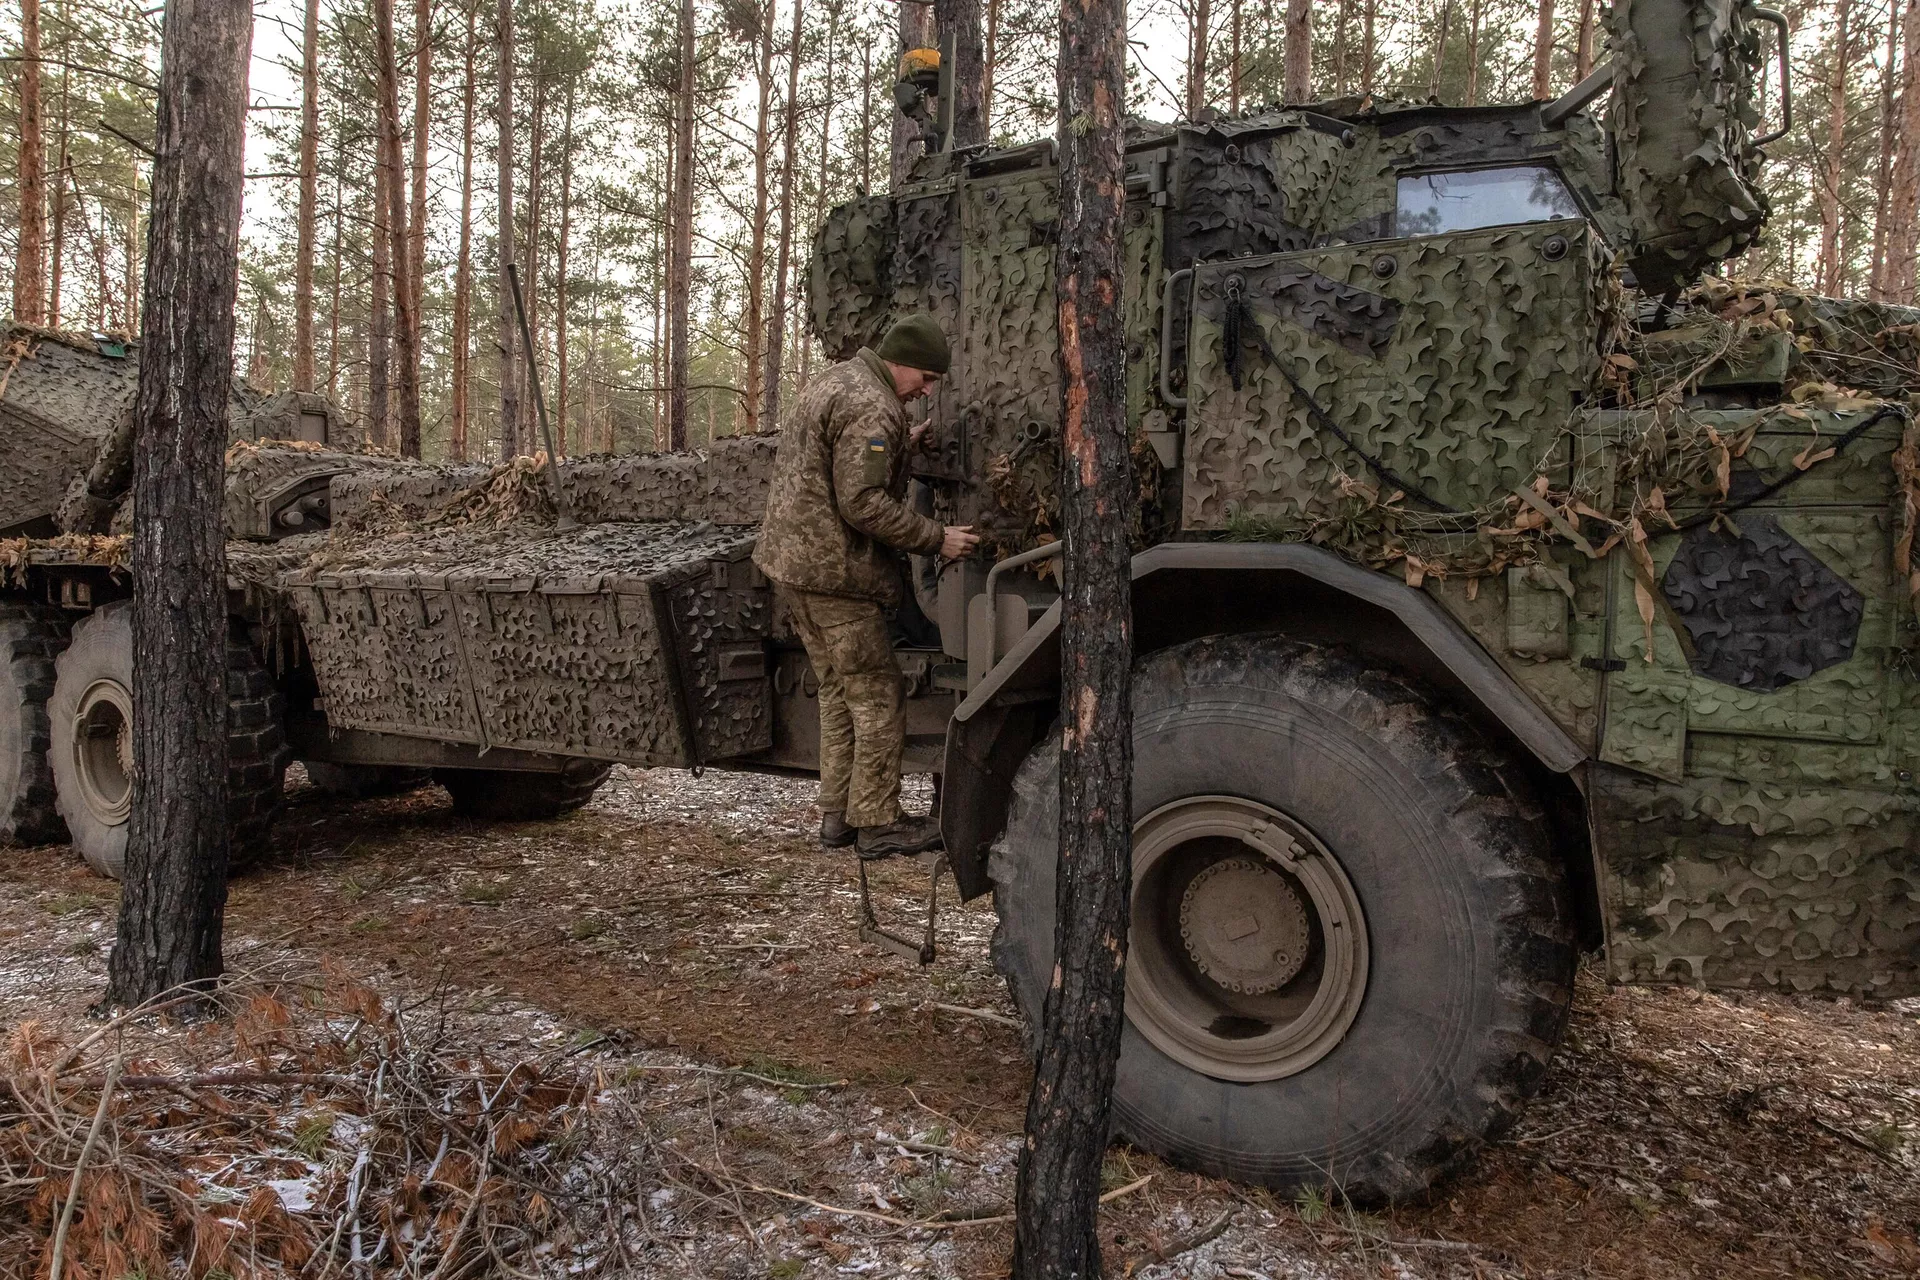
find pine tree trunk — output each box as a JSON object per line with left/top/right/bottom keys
{"left": 1871, "top": 3, "right": 1899, "bottom": 299}
{"left": 452, "top": 0, "right": 477, "bottom": 461}
{"left": 1229, "top": 0, "right": 1241, "bottom": 111}
{"left": 327, "top": 128, "right": 345, "bottom": 395}
{"left": 892, "top": 0, "right": 933, "bottom": 186}
{"left": 1333, "top": 0, "right": 1352, "bottom": 93}
{"left": 802, "top": 0, "right": 841, "bottom": 390}
{"left": 122, "top": 185, "right": 137, "bottom": 334}
{"left": 376, "top": 0, "right": 422, "bottom": 458}
{"left": 1888, "top": 0, "right": 1920, "bottom": 302}
{"left": 1432, "top": 0, "right": 1454, "bottom": 98}
{"left": 555, "top": 76, "right": 574, "bottom": 455}
{"left": 1284, "top": 0, "right": 1310, "bottom": 102}
{"left": 14, "top": 0, "right": 47, "bottom": 325}
{"left": 1363, "top": 0, "right": 1376, "bottom": 94}
{"left": 1819, "top": 0, "right": 1854, "bottom": 296}
{"left": 746, "top": 0, "right": 775, "bottom": 437}
{"left": 1532, "top": 0, "right": 1556, "bottom": 100}
{"left": 496, "top": 0, "right": 520, "bottom": 460}
{"left": 1465, "top": 0, "right": 1485, "bottom": 106}
{"left": 104, "top": 0, "right": 251, "bottom": 1008}
{"left": 1186, "top": 0, "right": 1210, "bottom": 118}
{"left": 523, "top": 68, "right": 547, "bottom": 456}
{"left": 50, "top": 58, "right": 69, "bottom": 327}
{"left": 984, "top": 0, "right": 1000, "bottom": 132}
{"left": 294, "top": 0, "right": 320, "bottom": 391}
{"left": 668, "top": 0, "right": 695, "bottom": 450}
{"left": 411, "top": 0, "right": 430, "bottom": 344}
{"left": 860, "top": 41, "right": 875, "bottom": 193}
{"left": 1574, "top": 0, "right": 1596, "bottom": 81}
{"left": 765, "top": 0, "right": 806, "bottom": 431}
{"left": 369, "top": 137, "right": 392, "bottom": 449}
{"left": 936, "top": 0, "right": 986, "bottom": 147}
{"left": 1010, "top": 0, "right": 1133, "bottom": 1265}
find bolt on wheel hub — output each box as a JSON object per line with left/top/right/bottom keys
{"left": 1178, "top": 856, "right": 1310, "bottom": 993}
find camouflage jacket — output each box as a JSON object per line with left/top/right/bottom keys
{"left": 752, "top": 348, "right": 944, "bottom": 605}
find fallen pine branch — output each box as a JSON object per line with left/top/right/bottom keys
{"left": 744, "top": 1173, "right": 1154, "bottom": 1231}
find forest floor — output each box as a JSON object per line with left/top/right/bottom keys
{"left": 2, "top": 765, "right": 1918, "bottom": 1279}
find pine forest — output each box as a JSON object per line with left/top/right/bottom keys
{"left": 3, "top": 0, "right": 1918, "bottom": 462}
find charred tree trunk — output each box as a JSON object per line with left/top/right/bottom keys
{"left": 14, "top": 0, "right": 47, "bottom": 325}
{"left": 935, "top": 0, "right": 986, "bottom": 147}
{"left": 1284, "top": 0, "right": 1310, "bottom": 102}
{"left": 376, "top": 0, "right": 422, "bottom": 458}
{"left": 667, "top": 0, "right": 695, "bottom": 450}
{"left": 1532, "top": 0, "right": 1556, "bottom": 100}
{"left": 294, "top": 0, "right": 320, "bottom": 391}
{"left": 1819, "top": 0, "right": 1854, "bottom": 296}
{"left": 104, "top": 0, "right": 251, "bottom": 1008}
{"left": 765, "top": 0, "right": 806, "bottom": 430}
{"left": 496, "top": 0, "right": 520, "bottom": 459}
{"left": 1010, "top": 0, "right": 1134, "bottom": 1267}
{"left": 452, "top": 0, "right": 477, "bottom": 461}
{"left": 1888, "top": 0, "right": 1920, "bottom": 302}
{"left": 555, "top": 76, "right": 574, "bottom": 455}
{"left": 891, "top": 0, "right": 933, "bottom": 187}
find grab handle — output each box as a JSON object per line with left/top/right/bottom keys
{"left": 1159, "top": 268, "right": 1195, "bottom": 409}
{"left": 1751, "top": 8, "right": 1793, "bottom": 147}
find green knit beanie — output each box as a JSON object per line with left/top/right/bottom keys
{"left": 875, "top": 312, "right": 951, "bottom": 375}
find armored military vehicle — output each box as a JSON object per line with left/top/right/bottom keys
{"left": 4, "top": 0, "right": 1916, "bottom": 1203}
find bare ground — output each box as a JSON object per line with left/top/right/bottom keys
{"left": 1, "top": 765, "right": 1916, "bottom": 1278}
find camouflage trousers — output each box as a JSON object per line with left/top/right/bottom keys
{"left": 782, "top": 587, "right": 905, "bottom": 829}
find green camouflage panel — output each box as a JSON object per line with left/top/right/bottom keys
{"left": 1606, "top": 0, "right": 1771, "bottom": 292}
{"left": 1183, "top": 220, "right": 1604, "bottom": 528}
{"left": 810, "top": 195, "right": 897, "bottom": 362}
{"left": 752, "top": 351, "right": 944, "bottom": 605}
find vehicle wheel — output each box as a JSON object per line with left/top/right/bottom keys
{"left": 989, "top": 634, "right": 1576, "bottom": 1203}
{"left": 434, "top": 759, "right": 612, "bottom": 820}
{"left": 49, "top": 602, "right": 290, "bottom": 878}
{"left": 303, "top": 761, "right": 433, "bottom": 800}
{"left": 0, "top": 600, "right": 69, "bottom": 845}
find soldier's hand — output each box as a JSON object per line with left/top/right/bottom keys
{"left": 940, "top": 525, "right": 980, "bottom": 560}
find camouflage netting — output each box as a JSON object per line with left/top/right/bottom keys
{"left": 1606, "top": 0, "right": 1771, "bottom": 293}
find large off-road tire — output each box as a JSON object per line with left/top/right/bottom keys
{"left": 303, "top": 761, "right": 433, "bottom": 800}
{"left": 0, "top": 600, "right": 69, "bottom": 845}
{"left": 434, "top": 759, "right": 612, "bottom": 820}
{"left": 49, "top": 602, "right": 290, "bottom": 879}
{"left": 989, "top": 634, "right": 1576, "bottom": 1203}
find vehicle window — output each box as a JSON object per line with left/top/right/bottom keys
{"left": 1395, "top": 166, "right": 1582, "bottom": 236}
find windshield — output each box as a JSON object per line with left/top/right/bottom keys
{"left": 1396, "top": 166, "right": 1582, "bottom": 236}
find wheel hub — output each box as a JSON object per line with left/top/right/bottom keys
{"left": 1178, "top": 857, "right": 1310, "bottom": 993}
{"left": 71, "top": 678, "right": 133, "bottom": 826}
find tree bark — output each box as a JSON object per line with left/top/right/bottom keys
{"left": 1229, "top": 0, "right": 1241, "bottom": 111}
{"left": 1574, "top": 0, "right": 1596, "bottom": 81}
{"left": 523, "top": 62, "right": 547, "bottom": 455}
{"left": 1362, "top": 0, "right": 1376, "bottom": 94}
{"left": 50, "top": 55, "right": 69, "bottom": 327}
{"left": 983, "top": 0, "right": 1000, "bottom": 132}
{"left": 1464, "top": 0, "right": 1485, "bottom": 105}
{"left": 1532, "top": 0, "right": 1555, "bottom": 100}
{"left": 1010, "top": 0, "right": 1134, "bottom": 1267}
{"left": 555, "top": 75, "right": 574, "bottom": 455}
{"left": 104, "top": 0, "right": 251, "bottom": 1008}
{"left": 496, "top": 0, "right": 520, "bottom": 459}
{"left": 936, "top": 0, "right": 986, "bottom": 148}
{"left": 1871, "top": 0, "right": 1900, "bottom": 299}
{"left": 801, "top": 0, "right": 841, "bottom": 389}
{"left": 294, "top": 0, "right": 320, "bottom": 391}
{"left": 746, "top": 0, "right": 775, "bottom": 437}
{"left": 668, "top": 0, "right": 695, "bottom": 449}
{"left": 409, "top": 0, "right": 431, "bottom": 402}
{"left": 1284, "top": 0, "right": 1310, "bottom": 102}
{"left": 376, "top": 0, "right": 422, "bottom": 458}
{"left": 14, "top": 0, "right": 47, "bottom": 325}
{"left": 1819, "top": 0, "right": 1854, "bottom": 296}
{"left": 1888, "top": 0, "right": 1920, "bottom": 302}
{"left": 765, "top": 0, "right": 806, "bottom": 430}
{"left": 892, "top": 0, "right": 933, "bottom": 187}
{"left": 326, "top": 123, "right": 345, "bottom": 395}
{"left": 452, "top": 0, "right": 477, "bottom": 461}
{"left": 368, "top": 131, "right": 392, "bottom": 449}
{"left": 1431, "top": 0, "right": 1454, "bottom": 99}
{"left": 1186, "top": 0, "right": 1210, "bottom": 118}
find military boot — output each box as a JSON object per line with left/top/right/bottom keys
{"left": 855, "top": 814, "right": 943, "bottom": 861}
{"left": 820, "top": 810, "right": 856, "bottom": 849}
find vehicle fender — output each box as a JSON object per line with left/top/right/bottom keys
{"left": 941, "top": 542, "right": 1587, "bottom": 901}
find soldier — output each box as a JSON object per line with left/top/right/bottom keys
{"left": 753, "top": 313, "right": 980, "bottom": 859}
